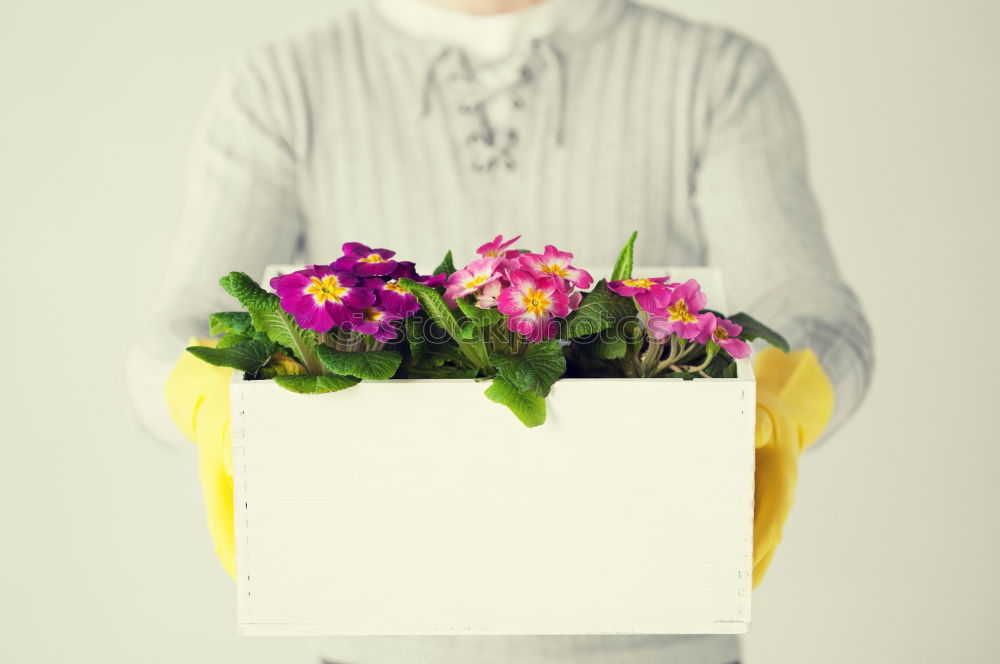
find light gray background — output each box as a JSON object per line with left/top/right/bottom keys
{"left": 2, "top": 1, "right": 998, "bottom": 662}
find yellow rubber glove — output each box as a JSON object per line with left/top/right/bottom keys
{"left": 752, "top": 348, "right": 835, "bottom": 588}
{"left": 164, "top": 338, "right": 236, "bottom": 580}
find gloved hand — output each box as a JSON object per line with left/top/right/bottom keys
{"left": 752, "top": 347, "right": 835, "bottom": 588}
{"left": 164, "top": 338, "right": 236, "bottom": 579}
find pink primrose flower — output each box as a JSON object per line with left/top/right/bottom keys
{"left": 608, "top": 276, "right": 675, "bottom": 313}
{"left": 518, "top": 245, "right": 594, "bottom": 290}
{"left": 696, "top": 313, "right": 751, "bottom": 359}
{"left": 444, "top": 257, "right": 503, "bottom": 305}
{"left": 646, "top": 279, "right": 711, "bottom": 341}
{"left": 496, "top": 270, "right": 570, "bottom": 342}
{"left": 477, "top": 234, "right": 522, "bottom": 258}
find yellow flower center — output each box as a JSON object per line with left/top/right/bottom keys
{"left": 363, "top": 307, "right": 383, "bottom": 323}
{"left": 384, "top": 281, "right": 408, "bottom": 293}
{"left": 304, "top": 276, "right": 348, "bottom": 304}
{"left": 464, "top": 274, "right": 488, "bottom": 290}
{"left": 359, "top": 253, "right": 385, "bottom": 263}
{"left": 623, "top": 278, "right": 654, "bottom": 290}
{"left": 540, "top": 263, "right": 570, "bottom": 278}
{"left": 522, "top": 288, "right": 551, "bottom": 316}
{"left": 668, "top": 299, "right": 698, "bottom": 323}
{"left": 713, "top": 326, "right": 729, "bottom": 341}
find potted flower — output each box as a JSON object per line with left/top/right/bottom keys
{"left": 189, "top": 233, "right": 786, "bottom": 635}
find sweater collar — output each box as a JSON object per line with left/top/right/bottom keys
{"left": 371, "top": 0, "right": 609, "bottom": 67}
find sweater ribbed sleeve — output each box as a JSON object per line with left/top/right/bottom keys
{"left": 124, "top": 58, "right": 305, "bottom": 443}
{"left": 692, "top": 36, "right": 873, "bottom": 438}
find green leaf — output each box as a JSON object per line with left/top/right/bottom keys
{"left": 217, "top": 271, "right": 324, "bottom": 374}
{"left": 317, "top": 345, "right": 402, "bottom": 380}
{"left": 404, "top": 315, "right": 433, "bottom": 364}
{"left": 217, "top": 332, "right": 254, "bottom": 349}
{"left": 433, "top": 250, "right": 456, "bottom": 276}
{"left": 484, "top": 377, "right": 547, "bottom": 428}
{"left": 729, "top": 312, "right": 790, "bottom": 353}
{"left": 273, "top": 374, "right": 360, "bottom": 394}
{"left": 610, "top": 231, "right": 638, "bottom": 282}
{"left": 456, "top": 297, "right": 504, "bottom": 328}
{"left": 562, "top": 280, "right": 636, "bottom": 338}
{"left": 489, "top": 340, "right": 566, "bottom": 397}
{"left": 398, "top": 278, "right": 464, "bottom": 341}
{"left": 398, "top": 278, "right": 489, "bottom": 369}
{"left": 703, "top": 353, "right": 731, "bottom": 378}
{"left": 663, "top": 371, "right": 697, "bottom": 380}
{"left": 209, "top": 311, "right": 254, "bottom": 336}
{"left": 219, "top": 272, "right": 273, "bottom": 310}
{"left": 723, "top": 361, "right": 739, "bottom": 378}
{"left": 186, "top": 340, "right": 274, "bottom": 374}
{"left": 403, "top": 364, "right": 479, "bottom": 379}
{"left": 575, "top": 330, "right": 627, "bottom": 360}
{"left": 248, "top": 303, "right": 322, "bottom": 375}
{"left": 458, "top": 321, "right": 478, "bottom": 340}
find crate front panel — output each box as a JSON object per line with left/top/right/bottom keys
{"left": 233, "top": 368, "right": 754, "bottom": 635}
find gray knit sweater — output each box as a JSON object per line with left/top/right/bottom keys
{"left": 126, "top": 1, "right": 873, "bottom": 661}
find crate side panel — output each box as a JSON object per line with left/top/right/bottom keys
{"left": 235, "top": 378, "right": 753, "bottom": 634}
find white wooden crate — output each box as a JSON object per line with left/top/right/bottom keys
{"left": 232, "top": 267, "right": 755, "bottom": 635}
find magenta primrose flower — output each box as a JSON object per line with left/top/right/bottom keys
{"left": 343, "top": 306, "right": 401, "bottom": 343}
{"left": 333, "top": 242, "right": 398, "bottom": 277}
{"left": 496, "top": 270, "right": 570, "bottom": 342}
{"left": 697, "top": 313, "right": 752, "bottom": 359}
{"left": 365, "top": 277, "right": 419, "bottom": 318}
{"left": 609, "top": 276, "right": 674, "bottom": 313}
{"left": 518, "top": 245, "right": 594, "bottom": 290}
{"left": 444, "top": 257, "right": 503, "bottom": 305}
{"left": 646, "top": 279, "right": 710, "bottom": 341}
{"left": 270, "top": 265, "right": 376, "bottom": 334}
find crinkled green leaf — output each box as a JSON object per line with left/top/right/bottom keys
{"left": 209, "top": 311, "right": 254, "bottom": 336}
{"left": 186, "top": 340, "right": 274, "bottom": 374}
{"left": 729, "top": 312, "right": 789, "bottom": 353}
{"left": 219, "top": 272, "right": 273, "bottom": 310}
{"left": 489, "top": 340, "right": 565, "bottom": 397}
{"left": 317, "top": 345, "right": 402, "bottom": 380}
{"left": 404, "top": 364, "right": 479, "bottom": 379}
{"left": 484, "top": 377, "right": 547, "bottom": 428}
{"left": 273, "top": 374, "right": 360, "bottom": 394}
{"left": 456, "top": 297, "right": 504, "bottom": 328}
{"left": 218, "top": 271, "right": 323, "bottom": 374}
{"left": 433, "top": 250, "right": 456, "bottom": 276}
{"left": 576, "top": 330, "right": 627, "bottom": 360}
{"left": 562, "top": 280, "right": 636, "bottom": 339}
{"left": 703, "top": 354, "right": 731, "bottom": 378}
{"left": 248, "top": 303, "right": 322, "bottom": 373}
{"left": 404, "top": 315, "right": 433, "bottom": 364}
{"left": 398, "top": 278, "right": 464, "bottom": 341}
{"left": 458, "top": 321, "right": 478, "bottom": 340}
{"left": 217, "top": 332, "right": 254, "bottom": 349}
{"left": 398, "top": 278, "right": 490, "bottom": 368}
{"left": 610, "top": 231, "right": 638, "bottom": 282}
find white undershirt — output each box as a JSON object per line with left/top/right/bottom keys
{"left": 373, "top": 0, "right": 601, "bottom": 85}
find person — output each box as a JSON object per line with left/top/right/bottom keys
{"left": 126, "top": 0, "right": 874, "bottom": 662}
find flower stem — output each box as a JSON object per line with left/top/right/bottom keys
{"left": 638, "top": 340, "right": 665, "bottom": 377}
